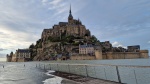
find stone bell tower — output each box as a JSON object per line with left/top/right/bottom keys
{"left": 68, "top": 5, "right": 73, "bottom": 24}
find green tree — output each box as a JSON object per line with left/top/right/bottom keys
{"left": 91, "top": 35, "right": 98, "bottom": 43}
{"left": 29, "top": 43, "right": 35, "bottom": 49}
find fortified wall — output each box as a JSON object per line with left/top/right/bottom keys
{"left": 96, "top": 50, "right": 149, "bottom": 60}
{"left": 69, "top": 50, "right": 149, "bottom": 60}
{"left": 70, "top": 55, "right": 95, "bottom": 60}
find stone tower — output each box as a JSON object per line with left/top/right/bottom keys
{"left": 68, "top": 5, "right": 73, "bottom": 24}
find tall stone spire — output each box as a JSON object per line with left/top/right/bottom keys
{"left": 68, "top": 4, "right": 73, "bottom": 22}
{"left": 69, "top": 4, "right": 71, "bottom": 14}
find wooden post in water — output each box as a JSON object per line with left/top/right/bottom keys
{"left": 68, "top": 64, "right": 71, "bottom": 79}
{"left": 39, "top": 63, "right": 40, "bottom": 68}
{"left": 49, "top": 64, "right": 51, "bottom": 70}
{"left": 57, "top": 64, "right": 60, "bottom": 76}
{"left": 134, "top": 69, "right": 138, "bottom": 84}
{"left": 57, "top": 64, "right": 59, "bottom": 71}
{"left": 116, "top": 66, "right": 121, "bottom": 83}
{"left": 44, "top": 64, "right": 45, "bottom": 70}
{"left": 104, "top": 68, "right": 107, "bottom": 80}
{"left": 94, "top": 66, "right": 97, "bottom": 78}
{"left": 3, "top": 65, "right": 4, "bottom": 68}
{"left": 85, "top": 65, "right": 89, "bottom": 77}
{"left": 68, "top": 64, "right": 70, "bottom": 73}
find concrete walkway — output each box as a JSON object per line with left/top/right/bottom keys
{"left": 53, "top": 71, "right": 121, "bottom": 84}
{"left": 62, "top": 78, "right": 121, "bottom": 84}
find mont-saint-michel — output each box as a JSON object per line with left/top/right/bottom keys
{"left": 1, "top": 1, "right": 150, "bottom": 84}
{"left": 6, "top": 6, "right": 149, "bottom": 62}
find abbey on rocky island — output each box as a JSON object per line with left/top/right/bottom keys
{"left": 6, "top": 6, "right": 149, "bottom": 62}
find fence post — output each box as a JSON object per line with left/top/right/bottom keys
{"left": 57, "top": 64, "right": 59, "bottom": 71}
{"left": 85, "top": 65, "right": 89, "bottom": 77}
{"left": 68, "top": 64, "right": 71, "bottom": 79}
{"left": 44, "top": 64, "right": 45, "bottom": 70}
{"left": 49, "top": 64, "right": 51, "bottom": 70}
{"left": 94, "top": 66, "right": 97, "bottom": 78}
{"left": 134, "top": 69, "right": 138, "bottom": 84}
{"left": 116, "top": 66, "right": 121, "bottom": 83}
{"left": 68, "top": 64, "right": 70, "bottom": 73}
{"left": 104, "top": 68, "right": 107, "bottom": 80}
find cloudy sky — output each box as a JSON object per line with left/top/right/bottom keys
{"left": 0, "top": 0, "right": 150, "bottom": 58}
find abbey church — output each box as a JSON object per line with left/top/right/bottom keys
{"left": 41, "top": 6, "right": 91, "bottom": 42}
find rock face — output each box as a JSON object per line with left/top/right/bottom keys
{"left": 30, "top": 6, "right": 96, "bottom": 61}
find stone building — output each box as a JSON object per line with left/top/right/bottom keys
{"left": 79, "top": 44, "right": 94, "bottom": 55}
{"left": 11, "top": 54, "right": 17, "bottom": 62}
{"left": 6, "top": 55, "right": 11, "bottom": 62}
{"left": 6, "top": 52, "right": 13, "bottom": 62}
{"left": 15, "top": 49, "right": 31, "bottom": 62}
{"left": 127, "top": 45, "right": 140, "bottom": 52}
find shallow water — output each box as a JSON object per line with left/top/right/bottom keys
{"left": 1, "top": 58, "right": 150, "bottom": 84}
{"left": 42, "top": 58, "right": 150, "bottom": 66}
{"left": 0, "top": 62, "right": 51, "bottom": 84}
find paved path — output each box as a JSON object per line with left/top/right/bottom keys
{"left": 62, "top": 78, "right": 120, "bottom": 84}
{"left": 53, "top": 71, "right": 121, "bottom": 84}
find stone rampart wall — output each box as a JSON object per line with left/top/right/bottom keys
{"left": 102, "top": 51, "right": 148, "bottom": 59}
{"left": 17, "top": 58, "right": 25, "bottom": 62}
{"left": 71, "top": 55, "right": 95, "bottom": 60}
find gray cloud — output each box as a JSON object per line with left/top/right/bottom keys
{"left": 112, "top": 41, "right": 126, "bottom": 48}
{"left": 0, "top": 53, "right": 6, "bottom": 57}
{"left": 0, "top": 0, "right": 71, "bottom": 56}
{"left": 0, "top": 48, "right": 7, "bottom": 51}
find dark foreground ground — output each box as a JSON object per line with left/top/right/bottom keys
{"left": 52, "top": 71, "right": 122, "bottom": 84}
